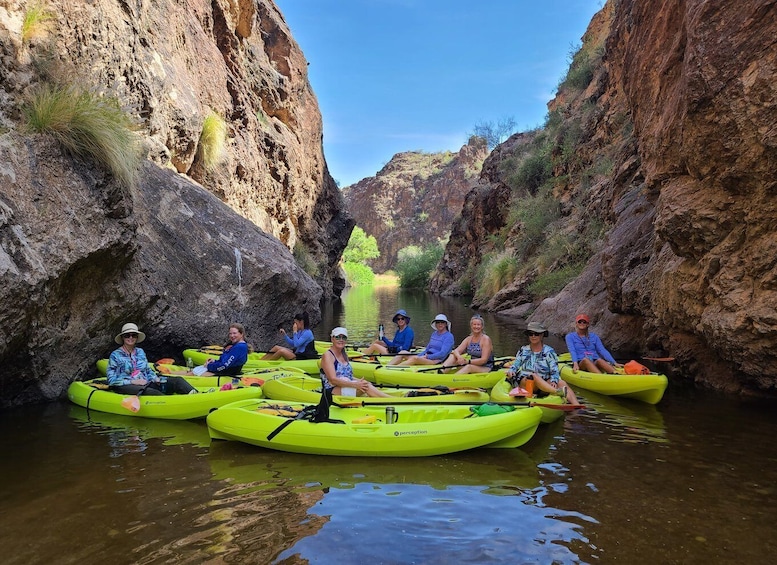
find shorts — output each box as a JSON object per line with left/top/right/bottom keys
{"left": 388, "top": 346, "right": 399, "bottom": 354}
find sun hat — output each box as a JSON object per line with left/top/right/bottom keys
{"left": 115, "top": 322, "right": 146, "bottom": 344}
{"left": 431, "top": 314, "right": 450, "bottom": 329}
{"left": 392, "top": 309, "right": 410, "bottom": 323}
{"left": 524, "top": 321, "right": 548, "bottom": 337}
{"left": 576, "top": 314, "right": 590, "bottom": 323}
{"left": 331, "top": 327, "right": 348, "bottom": 338}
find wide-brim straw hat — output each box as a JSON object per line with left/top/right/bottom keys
{"left": 115, "top": 322, "right": 146, "bottom": 344}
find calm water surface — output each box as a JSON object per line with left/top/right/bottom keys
{"left": 1, "top": 287, "right": 776, "bottom": 564}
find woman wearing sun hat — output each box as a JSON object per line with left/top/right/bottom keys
{"left": 505, "top": 321, "right": 578, "bottom": 404}
{"left": 389, "top": 314, "right": 454, "bottom": 366}
{"left": 362, "top": 309, "right": 415, "bottom": 355}
{"left": 106, "top": 322, "right": 196, "bottom": 395}
{"left": 320, "top": 327, "right": 390, "bottom": 397}
{"left": 564, "top": 313, "right": 619, "bottom": 374}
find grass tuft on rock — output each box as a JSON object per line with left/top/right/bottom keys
{"left": 23, "top": 84, "right": 141, "bottom": 187}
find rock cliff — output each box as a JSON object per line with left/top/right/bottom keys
{"left": 344, "top": 137, "right": 487, "bottom": 272}
{"left": 433, "top": 0, "right": 777, "bottom": 394}
{"left": 0, "top": 0, "right": 350, "bottom": 406}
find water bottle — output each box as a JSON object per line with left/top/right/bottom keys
{"left": 186, "top": 357, "right": 194, "bottom": 371}
{"left": 379, "top": 324, "right": 384, "bottom": 339}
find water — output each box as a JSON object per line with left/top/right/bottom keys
{"left": 1, "top": 287, "right": 777, "bottom": 564}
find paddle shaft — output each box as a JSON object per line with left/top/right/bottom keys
{"left": 335, "top": 400, "right": 582, "bottom": 411}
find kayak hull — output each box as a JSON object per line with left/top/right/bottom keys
{"left": 489, "top": 378, "right": 566, "bottom": 423}
{"left": 559, "top": 364, "right": 668, "bottom": 404}
{"left": 207, "top": 399, "right": 543, "bottom": 456}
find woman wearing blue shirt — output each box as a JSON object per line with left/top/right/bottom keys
{"left": 262, "top": 311, "right": 318, "bottom": 360}
{"left": 388, "top": 314, "right": 454, "bottom": 366}
{"left": 564, "top": 313, "right": 620, "bottom": 374}
{"left": 362, "top": 309, "right": 415, "bottom": 355}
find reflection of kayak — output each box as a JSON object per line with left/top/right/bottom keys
{"left": 69, "top": 405, "right": 211, "bottom": 447}
{"left": 371, "top": 365, "right": 506, "bottom": 390}
{"left": 557, "top": 354, "right": 668, "bottom": 404}
{"left": 67, "top": 376, "right": 264, "bottom": 419}
{"left": 207, "top": 399, "right": 543, "bottom": 456}
{"left": 207, "top": 441, "right": 542, "bottom": 494}
{"left": 262, "top": 372, "right": 490, "bottom": 404}
{"left": 574, "top": 389, "right": 667, "bottom": 443}
{"left": 489, "top": 379, "right": 566, "bottom": 424}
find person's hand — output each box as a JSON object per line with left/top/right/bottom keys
{"left": 130, "top": 378, "right": 147, "bottom": 386}
{"left": 506, "top": 369, "right": 516, "bottom": 378}
{"left": 279, "top": 328, "right": 286, "bottom": 336}
{"left": 572, "top": 362, "right": 579, "bottom": 373}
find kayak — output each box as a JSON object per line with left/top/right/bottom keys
{"left": 489, "top": 378, "right": 566, "bottom": 424}
{"left": 207, "top": 399, "right": 543, "bottom": 456}
{"left": 371, "top": 364, "right": 507, "bottom": 390}
{"left": 182, "top": 348, "right": 322, "bottom": 374}
{"left": 557, "top": 354, "right": 668, "bottom": 404}
{"left": 262, "top": 372, "right": 490, "bottom": 405}
{"left": 67, "top": 374, "right": 267, "bottom": 419}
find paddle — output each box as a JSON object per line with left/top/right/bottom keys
{"left": 334, "top": 399, "right": 584, "bottom": 411}
{"left": 383, "top": 357, "right": 513, "bottom": 373}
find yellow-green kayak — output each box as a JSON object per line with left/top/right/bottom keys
{"left": 557, "top": 353, "right": 668, "bottom": 404}
{"left": 262, "top": 372, "right": 490, "bottom": 405}
{"left": 371, "top": 364, "right": 507, "bottom": 390}
{"left": 488, "top": 378, "right": 567, "bottom": 423}
{"left": 207, "top": 399, "right": 543, "bottom": 456}
{"left": 67, "top": 375, "right": 266, "bottom": 419}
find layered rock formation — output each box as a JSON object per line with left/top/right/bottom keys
{"left": 344, "top": 137, "right": 487, "bottom": 272}
{"left": 433, "top": 0, "right": 777, "bottom": 394}
{"left": 0, "top": 0, "right": 350, "bottom": 406}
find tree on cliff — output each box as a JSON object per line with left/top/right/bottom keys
{"left": 342, "top": 227, "right": 380, "bottom": 285}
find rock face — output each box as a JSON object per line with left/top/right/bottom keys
{"left": 0, "top": 0, "right": 351, "bottom": 406}
{"left": 434, "top": 0, "right": 777, "bottom": 394}
{"left": 344, "top": 137, "right": 488, "bottom": 272}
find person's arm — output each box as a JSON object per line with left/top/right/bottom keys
{"left": 427, "top": 332, "right": 454, "bottom": 361}
{"left": 506, "top": 348, "right": 526, "bottom": 376}
{"left": 564, "top": 333, "right": 582, "bottom": 363}
{"left": 207, "top": 342, "right": 248, "bottom": 373}
{"left": 546, "top": 347, "right": 561, "bottom": 385}
{"left": 106, "top": 350, "right": 130, "bottom": 386}
{"left": 593, "top": 334, "right": 617, "bottom": 364}
{"left": 294, "top": 329, "right": 314, "bottom": 353}
{"left": 136, "top": 348, "right": 158, "bottom": 381}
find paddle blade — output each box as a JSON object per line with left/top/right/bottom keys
{"left": 121, "top": 396, "right": 141, "bottom": 412}
{"left": 530, "top": 402, "right": 586, "bottom": 411}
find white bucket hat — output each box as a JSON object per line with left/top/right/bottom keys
{"left": 115, "top": 322, "right": 146, "bottom": 344}
{"left": 431, "top": 314, "right": 450, "bottom": 329}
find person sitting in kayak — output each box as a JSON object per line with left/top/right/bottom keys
{"left": 388, "top": 314, "right": 454, "bottom": 366}
{"left": 505, "top": 321, "right": 578, "bottom": 405}
{"left": 261, "top": 311, "right": 318, "bottom": 360}
{"left": 564, "top": 313, "right": 620, "bottom": 374}
{"left": 320, "top": 327, "right": 390, "bottom": 397}
{"left": 107, "top": 322, "right": 196, "bottom": 395}
{"left": 362, "top": 309, "right": 415, "bottom": 355}
{"left": 441, "top": 314, "right": 494, "bottom": 374}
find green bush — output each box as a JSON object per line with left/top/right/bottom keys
{"left": 23, "top": 84, "right": 141, "bottom": 187}
{"left": 22, "top": 2, "right": 55, "bottom": 44}
{"left": 342, "top": 226, "right": 379, "bottom": 264}
{"left": 343, "top": 262, "right": 375, "bottom": 286}
{"left": 198, "top": 111, "right": 227, "bottom": 170}
{"left": 475, "top": 251, "right": 519, "bottom": 301}
{"left": 395, "top": 243, "right": 444, "bottom": 288}
{"left": 528, "top": 264, "right": 584, "bottom": 298}
{"left": 293, "top": 243, "right": 319, "bottom": 277}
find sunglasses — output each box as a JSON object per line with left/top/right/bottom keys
{"left": 526, "top": 331, "right": 544, "bottom": 337}
{"left": 333, "top": 335, "right": 348, "bottom": 341}
{"left": 395, "top": 317, "right": 406, "bottom": 321}
{"left": 577, "top": 320, "right": 589, "bottom": 325}
{"left": 123, "top": 333, "right": 138, "bottom": 338}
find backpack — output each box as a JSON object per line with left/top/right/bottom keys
{"left": 624, "top": 360, "right": 650, "bottom": 375}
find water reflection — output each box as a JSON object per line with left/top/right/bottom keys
{"left": 575, "top": 390, "right": 667, "bottom": 444}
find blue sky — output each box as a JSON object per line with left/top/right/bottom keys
{"left": 275, "top": 0, "right": 604, "bottom": 187}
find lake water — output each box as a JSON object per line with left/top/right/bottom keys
{"left": 1, "top": 286, "right": 776, "bottom": 564}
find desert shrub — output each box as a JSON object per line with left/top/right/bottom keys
{"left": 475, "top": 251, "right": 519, "bottom": 301}
{"left": 22, "top": 2, "right": 55, "bottom": 44}
{"left": 395, "top": 243, "right": 444, "bottom": 288}
{"left": 23, "top": 84, "right": 141, "bottom": 187}
{"left": 293, "top": 243, "right": 319, "bottom": 277}
{"left": 559, "top": 43, "right": 595, "bottom": 92}
{"left": 198, "top": 111, "right": 227, "bottom": 170}
{"left": 342, "top": 226, "right": 379, "bottom": 264}
{"left": 528, "top": 264, "right": 584, "bottom": 298}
